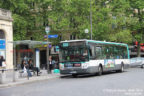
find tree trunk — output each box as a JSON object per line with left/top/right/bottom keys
{"left": 137, "top": 43, "right": 141, "bottom": 57}
{"left": 137, "top": 8, "right": 142, "bottom": 57}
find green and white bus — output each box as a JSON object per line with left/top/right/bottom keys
{"left": 59, "top": 40, "right": 130, "bottom": 76}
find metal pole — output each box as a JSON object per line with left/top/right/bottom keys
{"left": 14, "top": 43, "right": 16, "bottom": 69}
{"left": 13, "top": 43, "right": 17, "bottom": 82}
{"left": 90, "top": 0, "right": 93, "bottom": 40}
{"left": 47, "top": 35, "right": 50, "bottom": 74}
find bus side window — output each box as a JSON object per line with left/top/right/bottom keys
{"left": 95, "top": 46, "right": 102, "bottom": 59}
{"left": 89, "top": 44, "right": 96, "bottom": 59}
{"left": 124, "top": 47, "right": 128, "bottom": 59}
{"left": 89, "top": 48, "right": 92, "bottom": 56}
{"left": 104, "top": 45, "right": 110, "bottom": 59}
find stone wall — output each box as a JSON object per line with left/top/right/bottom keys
{"left": 0, "top": 8, "right": 13, "bottom": 69}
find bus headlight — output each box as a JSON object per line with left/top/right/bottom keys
{"left": 59, "top": 63, "right": 64, "bottom": 70}
{"left": 82, "top": 62, "right": 89, "bottom": 69}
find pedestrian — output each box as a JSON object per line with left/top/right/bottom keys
{"left": 49, "top": 56, "right": 52, "bottom": 73}
{"left": 24, "top": 56, "right": 28, "bottom": 64}
{"left": 0, "top": 56, "right": 5, "bottom": 67}
{"left": 0, "top": 56, "right": 3, "bottom": 67}
{"left": 52, "top": 59, "right": 56, "bottom": 69}
{"left": 21, "top": 60, "right": 32, "bottom": 77}
{"left": 28, "top": 59, "right": 41, "bottom": 76}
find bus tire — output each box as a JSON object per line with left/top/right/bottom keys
{"left": 98, "top": 65, "right": 102, "bottom": 76}
{"left": 117, "top": 64, "right": 124, "bottom": 72}
{"left": 141, "top": 64, "right": 144, "bottom": 68}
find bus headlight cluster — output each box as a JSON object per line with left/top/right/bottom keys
{"left": 59, "top": 63, "right": 64, "bottom": 70}
{"left": 82, "top": 62, "right": 89, "bottom": 69}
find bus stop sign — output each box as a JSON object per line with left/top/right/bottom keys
{"left": 48, "top": 35, "right": 58, "bottom": 38}
{"left": 0, "top": 40, "right": 5, "bottom": 49}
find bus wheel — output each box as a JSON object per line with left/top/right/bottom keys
{"left": 98, "top": 66, "right": 102, "bottom": 76}
{"left": 118, "top": 64, "right": 124, "bottom": 72}
{"left": 141, "top": 64, "right": 144, "bottom": 68}
{"left": 72, "top": 74, "right": 78, "bottom": 78}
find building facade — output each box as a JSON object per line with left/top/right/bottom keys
{"left": 0, "top": 8, "right": 13, "bottom": 69}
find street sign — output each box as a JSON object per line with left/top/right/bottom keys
{"left": 85, "top": 29, "right": 89, "bottom": 33}
{"left": 45, "top": 26, "right": 50, "bottom": 34}
{"left": 0, "top": 40, "right": 5, "bottom": 49}
{"left": 48, "top": 35, "right": 58, "bottom": 38}
{"left": 43, "top": 44, "right": 52, "bottom": 48}
{"left": 44, "top": 38, "right": 47, "bottom": 41}
{"left": 44, "top": 35, "right": 47, "bottom": 38}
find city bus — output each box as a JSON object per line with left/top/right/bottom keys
{"left": 59, "top": 40, "right": 130, "bottom": 77}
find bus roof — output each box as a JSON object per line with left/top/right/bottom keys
{"left": 60, "top": 39, "right": 128, "bottom": 46}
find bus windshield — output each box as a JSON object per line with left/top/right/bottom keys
{"left": 59, "top": 46, "right": 89, "bottom": 62}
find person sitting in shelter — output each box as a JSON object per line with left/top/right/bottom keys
{"left": 28, "top": 59, "right": 41, "bottom": 76}
{"left": 21, "top": 60, "right": 32, "bottom": 77}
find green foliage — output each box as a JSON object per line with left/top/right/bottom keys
{"left": 13, "top": 14, "right": 28, "bottom": 40}
{"left": 128, "top": 0, "right": 144, "bottom": 43}
{"left": 0, "top": 0, "right": 144, "bottom": 48}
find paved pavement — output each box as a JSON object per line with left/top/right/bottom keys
{"left": 0, "top": 69, "right": 60, "bottom": 88}
{"left": 0, "top": 68, "right": 144, "bottom": 96}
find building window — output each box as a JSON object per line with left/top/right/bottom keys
{"left": 70, "top": 34, "right": 76, "bottom": 40}
{"left": 0, "top": 30, "right": 5, "bottom": 39}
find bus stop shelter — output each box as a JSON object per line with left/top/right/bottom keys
{"left": 8, "top": 40, "right": 50, "bottom": 70}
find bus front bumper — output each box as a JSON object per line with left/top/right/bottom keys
{"left": 60, "top": 67, "right": 98, "bottom": 75}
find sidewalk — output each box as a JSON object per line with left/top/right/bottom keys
{"left": 0, "top": 70, "right": 60, "bottom": 88}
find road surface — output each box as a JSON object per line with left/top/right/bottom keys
{"left": 0, "top": 68, "right": 144, "bottom": 96}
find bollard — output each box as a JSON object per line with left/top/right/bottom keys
{"left": 19, "top": 71, "right": 23, "bottom": 78}
{"left": 13, "top": 69, "right": 19, "bottom": 82}
{"left": 0, "top": 71, "right": 6, "bottom": 84}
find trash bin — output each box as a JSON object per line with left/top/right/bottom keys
{"left": 13, "top": 70, "right": 19, "bottom": 82}
{"left": 53, "top": 69, "right": 60, "bottom": 73}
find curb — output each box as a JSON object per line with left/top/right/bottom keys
{"left": 0, "top": 75, "right": 60, "bottom": 88}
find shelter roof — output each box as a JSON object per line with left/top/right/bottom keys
{"left": 8, "top": 40, "right": 50, "bottom": 45}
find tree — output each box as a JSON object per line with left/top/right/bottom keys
{"left": 1, "top": 0, "right": 144, "bottom": 56}
{"left": 128, "top": 0, "right": 144, "bottom": 56}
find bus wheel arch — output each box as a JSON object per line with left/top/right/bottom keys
{"left": 121, "top": 62, "right": 124, "bottom": 72}
{"left": 117, "top": 62, "right": 124, "bottom": 72}
{"left": 97, "top": 64, "right": 103, "bottom": 76}
{"left": 72, "top": 74, "right": 78, "bottom": 78}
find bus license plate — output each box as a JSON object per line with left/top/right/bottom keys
{"left": 65, "top": 64, "right": 73, "bottom": 68}
{"left": 70, "top": 71, "right": 77, "bottom": 74}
